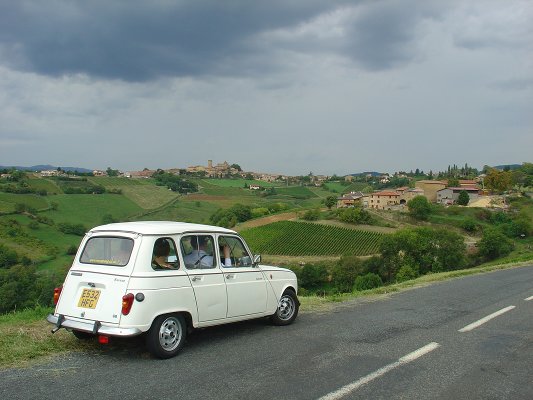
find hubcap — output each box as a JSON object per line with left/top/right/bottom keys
{"left": 277, "top": 295, "right": 295, "bottom": 320}
{"left": 159, "top": 317, "right": 182, "bottom": 351}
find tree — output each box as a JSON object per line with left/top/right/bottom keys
{"left": 106, "top": 167, "right": 119, "bottom": 177}
{"left": 407, "top": 196, "right": 432, "bottom": 221}
{"left": 448, "top": 177, "right": 460, "bottom": 187}
{"left": 484, "top": 169, "right": 512, "bottom": 193}
{"left": 457, "top": 190, "right": 470, "bottom": 206}
{"left": 230, "top": 164, "right": 242, "bottom": 171}
{"left": 379, "top": 227, "right": 466, "bottom": 282}
{"left": 325, "top": 196, "right": 337, "bottom": 210}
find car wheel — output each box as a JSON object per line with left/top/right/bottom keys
{"left": 146, "top": 314, "right": 187, "bottom": 359}
{"left": 72, "top": 330, "right": 94, "bottom": 340}
{"left": 270, "top": 289, "right": 299, "bottom": 326}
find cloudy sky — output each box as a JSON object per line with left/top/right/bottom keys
{"left": 0, "top": 0, "right": 531, "bottom": 175}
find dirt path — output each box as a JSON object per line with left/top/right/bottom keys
{"left": 234, "top": 212, "right": 299, "bottom": 231}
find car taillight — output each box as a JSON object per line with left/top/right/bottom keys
{"left": 53, "top": 286, "right": 62, "bottom": 305}
{"left": 121, "top": 293, "right": 134, "bottom": 315}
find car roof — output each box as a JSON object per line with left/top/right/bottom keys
{"left": 89, "top": 221, "right": 237, "bottom": 236}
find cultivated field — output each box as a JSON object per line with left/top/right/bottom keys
{"left": 240, "top": 221, "right": 384, "bottom": 256}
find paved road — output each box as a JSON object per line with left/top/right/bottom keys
{"left": 2, "top": 266, "right": 532, "bottom": 400}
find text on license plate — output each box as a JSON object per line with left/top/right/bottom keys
{"left": 78, "top": 288, "right": 101, "bottom": 309}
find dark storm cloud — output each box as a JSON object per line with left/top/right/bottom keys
{"left": 342, "top": 2, "right": 442, "bottom": 70}
{"left": 0, "top": 0, "right": 447, "bottom": 82}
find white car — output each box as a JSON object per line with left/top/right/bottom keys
{"left": 48, "top": 221, "right": 299, "bottom": 358}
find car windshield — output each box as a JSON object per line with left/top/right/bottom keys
{"left": 80, "top": 237, "right": 134, "bottom": 267}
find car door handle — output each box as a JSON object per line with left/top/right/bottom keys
{"left": 191, "top": 276, "right": 202, "bottom": 282}
{"left": 256, "top": 277, "right": 263, "bottom": 280}
{"left": 226, "top": 274, "right": 235, "bottom": 279}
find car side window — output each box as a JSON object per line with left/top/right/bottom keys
{"left": 218, "top": 236, "right": 253, "bottom": 268}
{"left": 181, "top": 235, "right": 216, "bottom": 269}
{"left": 151, "top": 237, "right": 179, "bottom": 270}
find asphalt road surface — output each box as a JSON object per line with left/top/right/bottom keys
{"left": 2, "top": 266, "right": 532, "bottom": 400}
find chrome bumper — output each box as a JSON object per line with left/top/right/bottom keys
{"left": 47, "top": 314, "right": 142, "bottom": 337}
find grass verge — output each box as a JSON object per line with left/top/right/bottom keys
{"left": 0, "top": 306, "right": 98, "bottom": 369}
{"left": 1, "top": 259, "right": 532, "bottom": 369}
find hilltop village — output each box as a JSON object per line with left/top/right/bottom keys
{"left": 31, "top": 160, "right": 519, "bottom": 210}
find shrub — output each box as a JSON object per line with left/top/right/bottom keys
{"left": 302, "top": 209, "right": 320, "bottom": 221}
{"left": 66, "top": 245, "right": 78, "bottom": 255}
{"left": 299, "top": 264, "right": 328, "bottom": 290}
{"left": 331, "top": 256, "right": 364, "bottom": 293}
{"left": 457, "top": 190, "right": 470, "bottom": 206}
{"left": 354, "top": 273, "right": 383, "bottom": 291}
{"left": 460, "top": 218, "right": 479, "bottom": 233}
{"left": 379, "top": 227, "right": 466, "bottom": 282}
{"left": 251, "top": 207, "right": 269, "bottom": 219}
{"left": 396, "top": 264, "right": 419, "bottom": 283}
{"left": 28, "top": 221, "right": 40, "bottom": 230}
{"left": 478, "top": 228, "right": 514, "bottom": 260}
{"left": 0, "top": 244, "right": 19, "bottom": 268}
{"left": 57, "top": 222, "right": 86, "bottom": 236}
{"left": 338, "top": 207, "right": 372, "bottom": 224}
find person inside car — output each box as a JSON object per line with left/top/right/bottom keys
{"left": 184, "top": 235, "right": 231, "bottom": 268}
{"left": 152, "top": 238, "right": 174, "bottom": 269}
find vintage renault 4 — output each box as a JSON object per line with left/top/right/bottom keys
{"left": 48, "top": 221, "right": 299, "bottom": 358}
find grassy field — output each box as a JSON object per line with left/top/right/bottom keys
{"left": 88, "top": 177, "right": 179, "bottom": 209}
{"left": 201, "top": 178, "right": 277, "bottom": 188}
{"left": 26, "top": 177, "right": 63, "bottom": 194}
{"left": 271, "top": 186, "right": 318, "bottom": 199}
{"left": 0, "top": 193, "right": 50, "bottom": 213}
{"left": 40, "top": 194, "right": 142, "bottom": 226}
{"left": 241, "top": 221, "right": 384, "bottom": 256}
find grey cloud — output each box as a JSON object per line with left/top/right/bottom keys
{"left": 0, "top": 0, "right": 452, "bottom": 81}
{"left": 0, "top": 1, "right": 339, "bottom": 81}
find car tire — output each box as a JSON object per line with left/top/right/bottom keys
{"left": 146, "top": 314, "right": 187, "bottom": 359}
{"left": 72, "top": 330, "right": 94, "bottom": 340}
{"left": 270, "top": 289, "right": 299, "bottom": 326}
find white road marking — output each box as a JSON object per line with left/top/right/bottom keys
{"left": 458, "top": 306, "right": 516, "bottom": 333}
{"left": 525, "top": 296, "right": 533, "bottom": 301}
{"left": 317, "top": 342, "right": 440, "bottom": 400}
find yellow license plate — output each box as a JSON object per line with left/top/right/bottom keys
{"left": 78, "top": 288, "right": 101, "bottom": 309}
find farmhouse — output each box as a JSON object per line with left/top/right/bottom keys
{"left": 337, "top": 192, "right": 366, "bottom": 208}
{"left": 437, "top": 187, "right": 480, "bottom": 205}
{"left": 369, "top": 190, "right": 401, "bottom": 210}
{"left": 415, "top": 180, "right": 446, "bottom": 202}
{"left": 129, "top": 169, "right": 155, "bottom": 178}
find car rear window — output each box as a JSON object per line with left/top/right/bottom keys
{"left": 80, "top": 237, "right": 134, "bottom": 267}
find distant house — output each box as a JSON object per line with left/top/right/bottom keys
{"left": 92, "top": 170, "right": 107, "bottom": 177}
{"left": 415, "top": 180, "right": 446, "bottom": 202}
{"left": 40, "top": 169, "right": 61, "bottom": 177}
{"left": 249, "top": 184, "right": 261, "bottom": 190}
{"left": 369, "top": 190, "right": 401, "bottom": 210}
{"left": 337, "top": 191, "right": 366, "bottom": 208}
{"left": 437, "top": 187, "right": 480, "bottom": 205}
{"left": 129, "top": 170, "right": 155, "bottom": 179}
{"left": 396, "top": 187, "right": 425, "bottom": 204}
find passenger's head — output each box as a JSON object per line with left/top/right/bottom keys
{"left": 154, "top": 238, "right": 170, "bottom": 257}
{"left": 189, "top": 235, "right": 208, "bottom": 249}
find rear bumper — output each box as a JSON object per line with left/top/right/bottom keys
{"left": 47, "top": 314, "right": 142, "bottom": 337}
